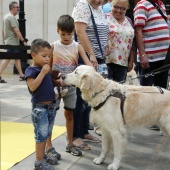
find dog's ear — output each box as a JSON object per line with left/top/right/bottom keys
{"left": 80, "top": 73, "right": 92, "bottom": 90}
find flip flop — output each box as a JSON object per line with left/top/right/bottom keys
{"left": 82, "top": 136, "right": 101, "bottom": 143}
{"left": 76, "top": 143, "right": 91, "bottom": 151}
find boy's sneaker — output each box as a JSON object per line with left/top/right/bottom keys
{"left": 44, "top": 147, "right": 60, "bottom": 165}
{"left": 34, "top": 159, "right": 53, "bottom": 170}
{"left": 65, "top": 144, "right": 82, "bottom": 156}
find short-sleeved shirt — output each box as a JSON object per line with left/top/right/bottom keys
{"left": 72, "top": 0, "right": 109, "bottom": 59}
{"left": 25, "top": 66, "right": 55, "bottom": 104}
{"left": 3, "top": 13, "right": 19, "bottom": 45}
{"left": 134, "top": 0, "right": 170, "bottom": 62}
{"left": 105, "top": 13, "right": 134, "bottom": 67}
{"left": 52, "top": 40, "right": 79, "bottom": 74}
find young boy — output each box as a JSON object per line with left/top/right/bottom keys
{"left": 25, "top": 39, "right": 61, "bottom": 170}
{"left": 49, "top": 15, "right": 93, "bottom": 156}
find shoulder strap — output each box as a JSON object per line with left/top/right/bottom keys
{"left": 147, "top": 0, "right": 167, "bottom": 23}
{"left": 88, "top": 4, "right": 104, "bottom": 57}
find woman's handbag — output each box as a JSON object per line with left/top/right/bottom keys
{"left": 88, "top": 4, "right": 108, "bottom": 77}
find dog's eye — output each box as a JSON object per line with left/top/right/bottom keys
{"left": 75, "top": 71, "right": 78, "bottom": 74}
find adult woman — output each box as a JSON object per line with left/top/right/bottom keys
{"left": 72, "top": 0, "right": 109, "bottom": 147}
{"left": 105, "top": 0, "right": 135, "bottom": 82}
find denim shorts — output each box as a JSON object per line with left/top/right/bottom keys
{"left": 31, "top": 103, "right": 57, "bottom": 143}
{"left": 56, "top": 86, "right": 77, "bottom": 111}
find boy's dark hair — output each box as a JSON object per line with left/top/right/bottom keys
{"left": 31, "top": 39, "right": 51, "bottom": 53}
{"left": 57, "top": 15, "right": 75, "bottom": 33}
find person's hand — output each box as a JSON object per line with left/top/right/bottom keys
{"left": 89, "top": 54, "right": 98, "bottom": 70}
{"left": 23, "top": 41, "right": 27, "bottom": 46}
{"left": 139, "top": 54, "right": 150, "bottom": 69}
{"left": 41, "top": 64, "right": 50, "bottom": 75}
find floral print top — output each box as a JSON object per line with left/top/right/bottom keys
{"left": 105, "top": 13, "right": 134, "bottom": 67}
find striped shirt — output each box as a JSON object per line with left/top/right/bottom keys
{"left": 72, "top": 0, "right": 109, "bottom": 59}
{"left": 134, "top": 0, "right": 170, "bottom": 62}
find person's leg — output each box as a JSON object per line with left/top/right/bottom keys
{"left": 31, "top": 107, "right": 49, "bottom": 161}
{"left": 107, "top": 63, "right": 115, "bottom": 80}
{"left": 14, "top": 59, "right": 24, "bottom": 77}
{"left": 81, "top": 104, "right": 91, "bottom": 137}
{"left": 64, "top": 88, "right": 82, "bottom": 156}
{"left": 45, "top": 104, "right": 61, "bottom": 161}
{"left": 0, "top": 59, "right": 10, "bottom": 76}
{"left": 113, "top": 65, "right": 127, "bottom": 83}
{"left": 140, "top": 62, "right": 157, "bottom": 86}
{"left": 36, "top": 142, "right": 46, "bottom": 162}
{"left": 65, "top": 109, "right": 74, "bottom": 145}
{"left": 73, "top": 88, "right": 85, "bottom": 139}
{"left": 154, "top": 60, "right": 169, "bottom": 89}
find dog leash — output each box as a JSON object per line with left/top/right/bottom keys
{"left": 120, "top": 63, "right": 170, "bottom": 84}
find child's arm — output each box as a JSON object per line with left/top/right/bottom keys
{"left": 78, "top": 44, "right": 93, "bottom": 66}
{"left": 26, "top": 64, "right": 50, "bottom": 92}
{"left": 49, "top": 43, "right": 54, "bottom": 70}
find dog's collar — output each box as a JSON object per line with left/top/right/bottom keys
{"left": 92, "top": 89, "right": 105, "bottom": 98}
{"left": 92, "top": 90, "right": 126, "bottom": 124}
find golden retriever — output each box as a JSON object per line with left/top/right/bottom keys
{"left": 63, "top": 65, "right": 170, "bottom": 170}
{"left": 125, "top": 64, "right": 139, "bottom": 85}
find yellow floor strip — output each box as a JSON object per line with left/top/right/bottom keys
{"left": 1, "top": 121, "right": 66, "bottom": 170}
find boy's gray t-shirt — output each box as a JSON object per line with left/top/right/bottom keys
{"left": 3, "top": 13, "right": 19, "bottom": 45}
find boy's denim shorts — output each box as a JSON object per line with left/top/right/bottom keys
{"left": 56, "top": 86, "right": 76, "bottom": 111}
{"left": 31, "top": 102, "right": 57, "bottom": 143}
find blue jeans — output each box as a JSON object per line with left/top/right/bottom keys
{"left": 140, "top": 60, "right": 168, "bottom": 88}
{"left": 73, "top": 88, "right": 90, "bottom": 138}
{"left": 107, "top": 63, "right": 128, "bottom": 82}
{"left": 31, "top": 103, "right": 57, "bottom": 143}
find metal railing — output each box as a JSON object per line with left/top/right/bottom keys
{"left": 0, "top": 45, "right": 31, "bottom": 59}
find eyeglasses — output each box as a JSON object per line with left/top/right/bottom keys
{"left": 13, "top": 6, "right": 20, "bottom": 8}
{"left": 113, "top": 5, "right": 126, "bottom": 11}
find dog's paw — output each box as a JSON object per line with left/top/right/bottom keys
{"left": 107, "top": 164, "right": 119, "bottom": 170}
{"left": 60, "top": 88, "right": 68, "bottom": 97}
{"left": 93, "top": 157, "right": 103, "bottom": 165}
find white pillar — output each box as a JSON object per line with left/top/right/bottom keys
{"left": 0, "top": 0, "right": 3, "bottom": 44}
{"left": 43, "top": 0, "right": 48, "bottom": 41}
{"left": 67, "top": 0, "right": 79, "bottom": 15}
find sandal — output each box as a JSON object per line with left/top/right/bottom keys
{"left": 83, "top": 134, "right": 101, "bottom": 143}
{"left": 48, "top": 146, "right": 61, "bottom": 159}
{"left": 19, "top": 76, "right": 25, "bottom": 81}
{"left": 94, "top": 126, "right": 102, "bottom": 136}
{"left": 0, "top": 77, "right": 7, "bottom": 83}
{"left": 44, "top": 146, "right": 61, "bottom": 165}
{"left": 76, "top": 143, "right": 91, "bottom": 151}
{"left": 65, "top": 144, "right": 82, "bottom": 156}
{"left": 73, "top": 138, "right": 91, "bottom": 151}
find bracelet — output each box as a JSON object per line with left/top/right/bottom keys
{"left": 139, "top": 54, "right": 147, "bottom": 60}
{"left": 140, "top": 54, "right": 147, "bottom": 57}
